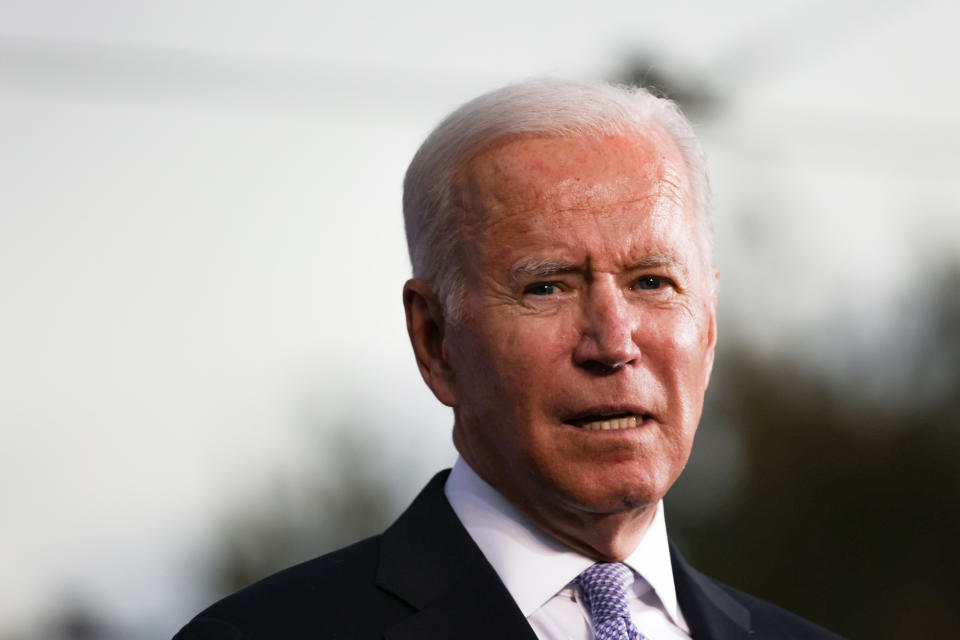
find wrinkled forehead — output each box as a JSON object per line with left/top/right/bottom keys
{"left": 455, "top": 126, "right": 692, "bottom": 228}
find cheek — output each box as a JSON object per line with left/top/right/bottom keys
{"left": 450, "top": 319, "right": 565, "bottom": 409}
{"left": 492, "top": 311, "right": 576, "bottom": 368}
{"left": 671, "top": 315, "right": 710, "bottom": 359}
{"left": 641, "top": 309, "right": 713, "bottom": 388}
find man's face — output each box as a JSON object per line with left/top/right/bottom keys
{"left": 439, "top": 129, "right": 717, "bottom": 551}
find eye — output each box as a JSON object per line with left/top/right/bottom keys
{"left": 635, "top": 276, "right": 665, "bottom": 290}
{"left": 525, "top": 282, "right": 560, "bottom": 296}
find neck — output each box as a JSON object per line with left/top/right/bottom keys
{"left": 456, "top": 453, "right": 658, "bottom": 562}
{"left": 520, "top": 495, "right": 658, "bottom": 562}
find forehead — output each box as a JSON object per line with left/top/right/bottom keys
{"left": 457, "top": 128, "right": 696, "bottom": 262}
{"left": 462, "top": 128, "right": 687, "bottom": 216}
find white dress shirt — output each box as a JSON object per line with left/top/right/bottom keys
{"left": 445, "top": 457, "right": 691, "bottom": 640}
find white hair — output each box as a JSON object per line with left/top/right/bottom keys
{"left": 403, "top": 78, "right": 712, "bottom": 319}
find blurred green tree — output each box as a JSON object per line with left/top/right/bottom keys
{"left": 669, "top": 265, "right": 960, "bottom": 637}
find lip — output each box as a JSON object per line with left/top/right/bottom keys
{"left": 562, "top": 404, "right": 654, "bottom": 427}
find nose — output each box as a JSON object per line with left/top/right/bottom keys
{"left": 573, "top": 284, "right": 641, "bottom": 373}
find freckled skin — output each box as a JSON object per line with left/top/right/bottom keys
{"left": 404, "top": 128, "right": 717, "bottom": 562}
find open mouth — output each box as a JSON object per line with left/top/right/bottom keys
{"left": 565, "top": 412, "right": 649, "bottom": 431}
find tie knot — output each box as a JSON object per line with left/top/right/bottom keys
{"left": 576, "top": 562, "right": 634, "bottom": 623}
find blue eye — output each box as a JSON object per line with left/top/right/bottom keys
{"left": 636, "top": 276, "right": 664, "bottom": 290}
{"left": 526, "top": 283, "right": 559, "bottom": 296}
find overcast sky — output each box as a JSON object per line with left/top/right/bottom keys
{"left": 1, "top": 1, "right": 957, "bottom": 637}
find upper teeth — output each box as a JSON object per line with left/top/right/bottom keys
{"left": 580, "top": 415, "right": 640, "bottom": 430}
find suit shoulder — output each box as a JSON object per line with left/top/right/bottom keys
{"left": 174, "top": 536, "right": 413, "bottom": 639}
{"left": 713, "top": 580, "right": 847, "bottom": 640}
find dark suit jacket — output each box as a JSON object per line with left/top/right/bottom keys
{"left": 174, "top": 470, "right": 845, "bottom": 639}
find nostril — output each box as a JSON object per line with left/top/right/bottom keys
{"left": 579, "top": 360, "right": 625, "bottom": 376}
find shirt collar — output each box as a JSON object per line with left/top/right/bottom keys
{"left": 444, "top": 457, "right": 685, "bottom": 626}
{"left": 621, "top": 487, "right": 685, "bottom": 626}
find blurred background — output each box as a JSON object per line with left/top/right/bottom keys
{"left": 1, "top": 1, "right": 958, "bottom": 638}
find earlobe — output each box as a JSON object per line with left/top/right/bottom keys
{"left": 403, "top": 279, "right": 459, "bottom": 407}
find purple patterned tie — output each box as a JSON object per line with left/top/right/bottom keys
{"left": 576, "top": 563, "right": 647, "bottom": 640}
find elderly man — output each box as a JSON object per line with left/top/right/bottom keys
{"left": 175, "top": 80, "right": 844, "bottom": 639}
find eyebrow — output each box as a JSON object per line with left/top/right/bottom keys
{"left": 626, "top": 253, "right": 680, "bottom": 270}
{"left": 507, "top": 252, "right": 682, "bottom": 288}
{"left": 507, "top": 258, "right": 580, "bottom": 289}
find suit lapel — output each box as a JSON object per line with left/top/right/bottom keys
{"left": 377, "top": 471, "right": 538, "bottom": 640}
{"left": 376, "top": 472, "right": 754, "bottom": 639}
{"left": 670, "top": 540, "right": 753, "bottom": 640}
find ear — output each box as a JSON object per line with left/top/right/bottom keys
{"left": 703, "top": 265, "right": 719, "bottom": 388}
{"left": 403, "top": 278, "right": 459, "bottom": 407}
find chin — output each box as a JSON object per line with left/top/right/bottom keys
{"left": 553, "top": 470, "right": 668, "bottom": 516}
